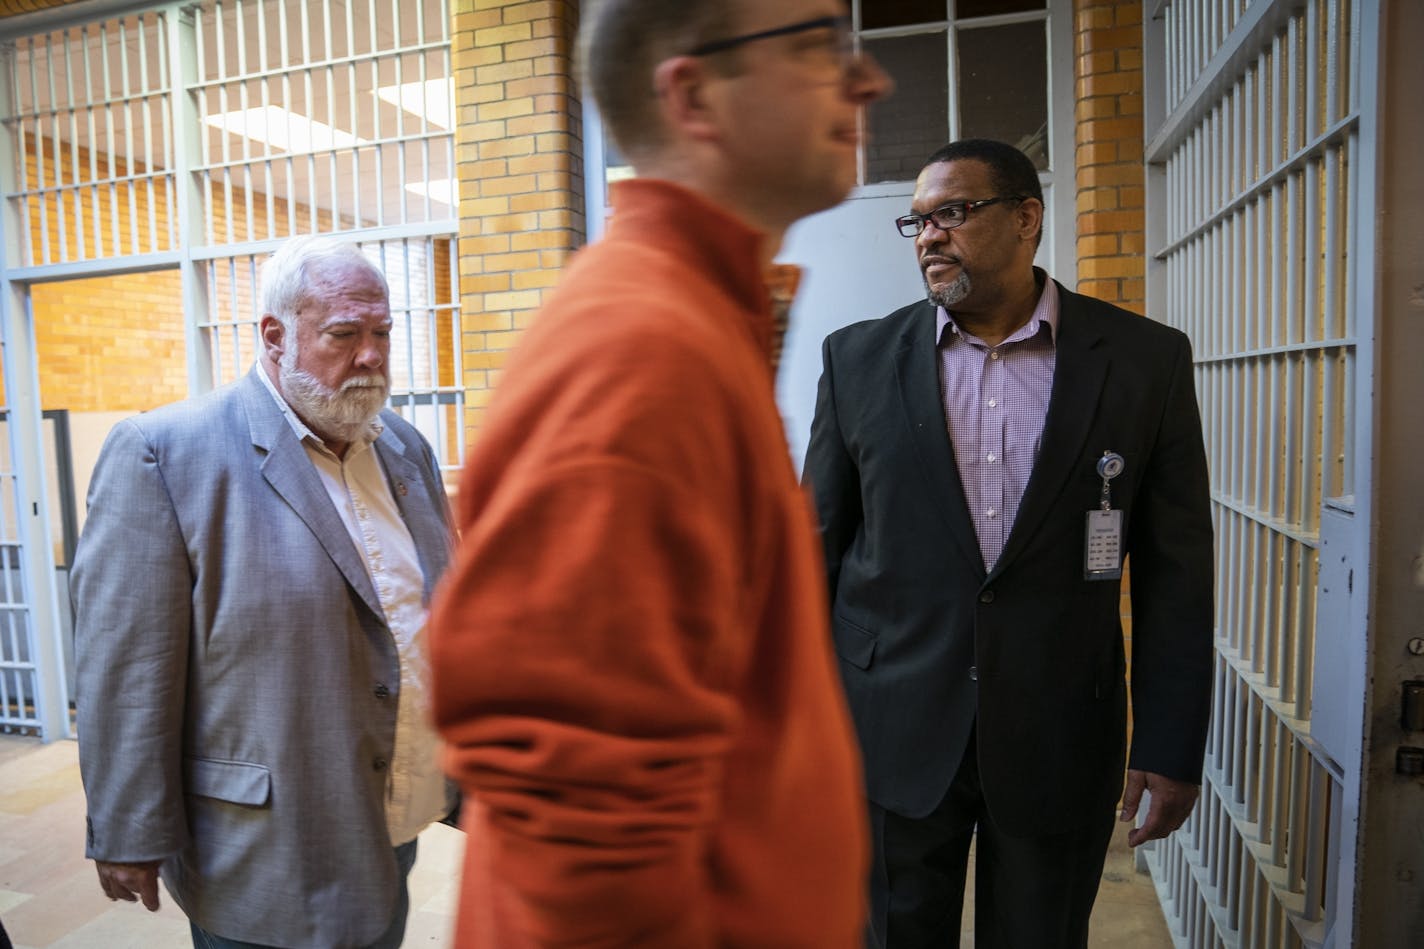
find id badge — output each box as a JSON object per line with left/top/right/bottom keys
{"left": 1084, "top": 509, "right": 1123, "bottom": 580}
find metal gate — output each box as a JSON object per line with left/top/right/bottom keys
{"left": 0, "top": 0, "right": 460, "bottom": 738}
{"left": 0, "top": 420, "right": 48, "bottom": 736}
{"left": 1141, "top": 0, "right": 1375, "bottom": 945}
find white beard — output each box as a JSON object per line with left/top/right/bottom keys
{"left": 279, "top": 348, "right": 388, "bottom": 443}
{"left": 927, "top": 271, "right": 972, "bottom": 309}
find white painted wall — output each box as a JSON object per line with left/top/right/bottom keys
{"left": 774, "top": 184, "right": 921, "bottom": 471}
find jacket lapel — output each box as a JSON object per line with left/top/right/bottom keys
{"left": 893, "top": 303, "right": 985, "bottom": 575}
{"left": 373, "top": 425, "right": 452, "bottom": 604}
{"left": 240, "top": 370, "right": 385, "bottom": 620}
{"left": 990, "top": 284, "right": 1109, "bottom": 578}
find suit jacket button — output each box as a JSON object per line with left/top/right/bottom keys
{"left": 374, "top": 683, "right": 390, "bottom": 699}
{"left": 969, "top": 666, "right": 978, "bottom": 682}
{"left": 373, "top": 758, "right": 388, "bottom": 772}
{"left": 979, "top": 590, "right": 995, "bottom": 604}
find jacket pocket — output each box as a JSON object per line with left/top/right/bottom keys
{"left": 183, "top": 756, "right": 272, "bottom": 806}
{"left": 832, "top": 614, "right": 877, "bottom": 670}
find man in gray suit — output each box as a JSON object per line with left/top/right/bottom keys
{"left": 72, "top": 235, "right": 456, "bottom": 948}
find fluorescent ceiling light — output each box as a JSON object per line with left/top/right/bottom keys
{"left": 406, "top": 179, "right": 453, "bottom": 206}
{"left": 377, "top": 79, "right": 454, "bottom": 130}
{"left": 204, "top": 106, "right": 369, "bottom": 153}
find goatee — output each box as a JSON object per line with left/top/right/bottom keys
{"left": 926, "top": 270, "right": 972, "bottom": 310}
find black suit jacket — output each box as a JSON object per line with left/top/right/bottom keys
{"left": 804, "top": 280, "right": 1214, "bottom": 836}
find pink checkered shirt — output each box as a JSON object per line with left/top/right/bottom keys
{"left": 936, "top": 279, "right": 1059, "bottom": 571}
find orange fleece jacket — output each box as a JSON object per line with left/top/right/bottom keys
{"left": 430, "top": 179, "right": 868, "bottom": 948}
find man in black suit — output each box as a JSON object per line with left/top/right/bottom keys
{"left": 804, "top": 139, "right": 1214, "bottom": 948}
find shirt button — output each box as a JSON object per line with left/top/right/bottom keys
{"left": 374, "top": 684, "right": 390, "bottom": 699}
{"left": 979, "top": 590, "right": 995, "bottom": 604}
{"left": 373, "top": 758, "right": 388, "bottom": 772}
{"left": 986, "top": 508, "right": 997, "bottom": 518}
{"left": 986, "top": 453, "right": 996, "bottom": 463}
{"left": 969, "top": 666, "right": 978, "bottom": 682}
{"left": 987, "top": 399, "right": 998, "bottom": 408}
{"left": 990, "top": 351, "right": 1000, "bottom": 361}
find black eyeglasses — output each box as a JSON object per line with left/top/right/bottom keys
{"left": 689, "top": 14, "right": 853, "bottom": 61}
{"left": 895, "top": 196, "right": 1028, "bottom": 238}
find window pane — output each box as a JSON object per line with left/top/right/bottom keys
{"left": 957, "top": 21, "right": 1049, "bottom": 170}
{"left": 956, "top": 0, "right": 1045, "bottom": 18}
{"left": 861, "top": 0, "right": 947, "bottom": 30}
{"left": 864, "top": 33, "right": 949, "bottom": 183}
{"left": 605, "top": 131, "right": 634, "bottom": 183}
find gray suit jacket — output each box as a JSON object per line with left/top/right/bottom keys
{"left": 73, "top": 368, "right": 454, "bottom": 947}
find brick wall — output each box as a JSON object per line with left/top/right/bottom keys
{"left": 1074, "top": 0, "right": 1146, "bottom": 736}
{"left": 31, "top": 272, "right": 187, "bottom": 413}
{"left": 1074, "top": 0, "right": 1146, "bottom": 315}
{"left": 452, "top": 0, "right": 582, "bottom": 438}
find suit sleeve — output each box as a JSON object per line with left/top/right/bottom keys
{"left": 429, "top": 356, "right": 745, "bottom": 946}
{"left": 72, "top": 419, "right": 193, "bottom": 862}
{"left": 804, "top": 334, "right": 863, "bottom": 602}
{"left": 1126, "top": 331, "right": 1215, "bottom": 782}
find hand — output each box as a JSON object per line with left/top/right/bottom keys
{"left": 1120, "top": 769, "right": 1199, "bottom": 847}
{"left": 95, "top": 860, "right": 163, "bottom": 911}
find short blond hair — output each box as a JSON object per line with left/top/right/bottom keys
{"left": 576, "top": 0, "right": 730, "bottom": 163}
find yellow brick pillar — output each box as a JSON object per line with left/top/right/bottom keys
{"left": 1074, "top": 0, "right": 1145, "bottom": 314}
{"left": 1074, "top": 0, "right": 1148, "bottom": 737}
{"left": 452, "top": 0, "right": 583, "bottom": 439}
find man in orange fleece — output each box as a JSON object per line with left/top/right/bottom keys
{"left": 428, "top": 1, "right": 890, "bottom": 946}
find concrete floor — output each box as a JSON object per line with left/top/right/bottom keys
{"left": 0, "top": 735, "right": 1174, "bottom": 947}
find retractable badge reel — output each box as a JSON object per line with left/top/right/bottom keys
{"left": 1084, "top": 451, "right": 1125, "bottom": 580}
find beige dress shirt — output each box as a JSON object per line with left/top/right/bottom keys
{"left": 259, "top": 366, "right": 450, "bottom": 844}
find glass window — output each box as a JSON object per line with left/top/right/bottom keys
{"left": 957, "top": 21, "right": 1049, "bottom": 169}
{"left": 865, "top": 33, "right": 950, "bottom": 184}
{"left": 855, "top": 0, "right": 1054, "bottom": 182}
{"left": 957, "top": 0, "right": 1045, "bottom": 18}
{"left": 862, "top": 0, "right": 948, "bottom": 31}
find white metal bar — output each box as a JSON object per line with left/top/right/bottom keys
{"left": 216, "top": 1, "right": 233, "bottom": 245}
{"left": 62, "top": 29, "right": 84, "bottom": 261}
{"left": 101, "top": 22, "right": 120, "bottom": 257}
{"left": 46, "top": 32, "right": 70, "bottom": 264}
{"left": 279, "top": 0, "right": 297, "bottom": 238}
{"left": 139, "top": 16, "right": 159, "bottom": 254}
{"left": 82, "top": 26, "right": 102, "bottom": 257}
{"left": 118, "top": 18, "right": 140, "bottom": 256}
{"left": 300, "top": 0, "right": 317, "bottom": 236}
{"left": 157, "top": 18, "right": 176, "bottom": 251}
{"left": 28, "top": 40, "right": 51, "bottom": 265}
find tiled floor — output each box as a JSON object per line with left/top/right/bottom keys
{"left": 0, "top": 736, "right": 461, "bottom": 949}
{"left": 0, "top": 735, "right": 1173, "bottom": 947}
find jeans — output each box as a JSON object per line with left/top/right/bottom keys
{"left": 189, "top": 838, "right": 418, "bottom": 949}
